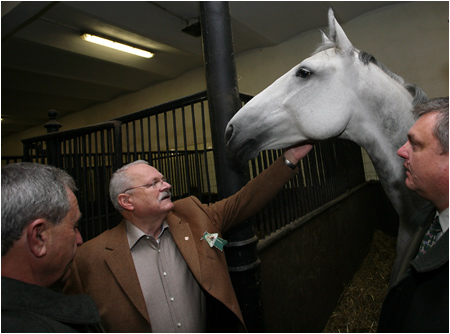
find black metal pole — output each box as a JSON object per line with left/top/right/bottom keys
{"left": 200, "top": 2, "right": 264, "bottom": 332}
{"left": 199, "top": 1, "right": 247, "bottom": 197}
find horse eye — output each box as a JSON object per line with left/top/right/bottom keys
{"left": 296, "top": 68, "right": 312, "bottom": 78}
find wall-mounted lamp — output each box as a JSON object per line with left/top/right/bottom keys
{"left": 81, "top": 33, "right": 154, "bottom": 58}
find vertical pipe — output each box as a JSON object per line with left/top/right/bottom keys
{"left": 200, "top": 2, "right": 264, "bottom": 332}
{"left": 200, "top": 1, "right": 247, "bottom": 197}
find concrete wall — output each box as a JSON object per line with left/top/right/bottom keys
{"left": 257, "top": 181, "right": 398, "bottom": 332}
{"left": 3, "top": 1, "right": 448, "bottom": 163}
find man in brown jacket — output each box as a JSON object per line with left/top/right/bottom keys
{"left": 64, "top": 145, "right": 312, "bottom": 332}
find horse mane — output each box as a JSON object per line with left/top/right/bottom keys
{"left": 313, "top": 42, "right": 428, "bottom": 106}
{"left": 359, "top": 51, "right": 428, "bottom": 106}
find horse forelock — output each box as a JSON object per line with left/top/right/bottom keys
{"left": 312, "top": 41, "right": 428, "bottom": 106}
{"left": 312, "top": 40, "right": 335, "bottom": 55}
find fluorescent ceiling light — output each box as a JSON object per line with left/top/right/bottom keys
{"left": 81, "top": 33, "right": 154, "bottom": 58}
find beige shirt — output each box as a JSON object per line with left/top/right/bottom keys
{"left": 126, "top": 220, "right": 206, "bottom": 332}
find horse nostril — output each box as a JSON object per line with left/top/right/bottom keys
{"left": 225, "top": 124, "right": 234, "bottom": 144}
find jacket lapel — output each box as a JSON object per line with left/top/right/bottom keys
{"left": 393, "top": 207, "right": 446, "bottom": 285}
{"left": 104, "top": 221, "right": 150, "bottom": 324}
{"left": 166, "top": 213, "right": 203, "bottom": 283}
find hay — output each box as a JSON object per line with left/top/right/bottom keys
{"left": 322, "top": 229, "right": 397, "bottom": 333}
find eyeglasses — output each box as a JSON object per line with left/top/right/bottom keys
{"left": 123, "top": 178, "right": 170, "bottom": 193}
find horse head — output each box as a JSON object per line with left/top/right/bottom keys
{"left": 225, "top": 8, "right": 423, "bottom": 162}
{"left": 226, "top": 9, "right": 361, "bottom": 160}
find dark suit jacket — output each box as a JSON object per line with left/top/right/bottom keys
{"left": 64, "top": 157, "right": 296, "bottom": 332}
{"left": 2, "top": 277, "right": 103, "bottom": 333}
{"left": 378, "top": 204, "right": 449, "bottom": 333}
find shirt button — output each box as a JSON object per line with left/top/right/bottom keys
{"left": 177, "top": 323, "right": 182, "bottom": 327}
{"left": 170, "top": 297, "right": 174, "bottom": 302}
{"left": 163, "top": 272, "right": 167, "bottom": 276}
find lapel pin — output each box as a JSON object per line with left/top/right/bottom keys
{"left": 200, "top": 231, "right": 228, "bottom": 251}
{"left": 185, "top": 236, "right": 189, "bottom": 241}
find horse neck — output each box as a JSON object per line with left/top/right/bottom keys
{"left": 343, "top": 88, "right": 428, "bottom": 232}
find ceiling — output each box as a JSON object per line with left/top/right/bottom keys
{"left": 1, "top": 1, "right": 402, "bottom": 140}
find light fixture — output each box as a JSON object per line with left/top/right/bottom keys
{"left": 81, "top": 33, "right": 154, "bottom": 58}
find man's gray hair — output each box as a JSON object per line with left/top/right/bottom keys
{"left": 413, "top": 97, "right": 449, "bottom": 154}
{"left": 109, "top": 160, "right": 149, "bottom": 212}
{"left": 1, "top": 163, "right": 77, "bottom": 256}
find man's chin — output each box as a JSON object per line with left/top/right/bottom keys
{"left": 159, "top": 198, "right": 173, "bottom": 206}
{"left": 159, "top": 200, "right": 174, "bottom": 213}
{"left": 404, "top": 178, "right": 415, "bottom": 192}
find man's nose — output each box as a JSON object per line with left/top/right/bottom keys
{"left": 161, "top": 180, "right": 171, "bottom": 190}
{"left": 397, "top": 142, "right": 408, "bottom": 159}
{"left": 76, "top": 229, "right": 83, "bottom": 247}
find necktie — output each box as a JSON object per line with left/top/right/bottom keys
{"left": 417, "top": 215, "right": 442, "bottom": 256}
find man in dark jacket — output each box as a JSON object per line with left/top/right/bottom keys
{"left": 378, "top": 97, "right": 449, "bottom": 332}
{"left": 1, "top": 163, "right": 103, "bottom": 332}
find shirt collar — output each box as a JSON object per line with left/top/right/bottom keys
{"left": 438, "top": 207, "right": 449, "bottom": 234}
{"left": 126, "top": 220, "right": 169, "bottom": 250}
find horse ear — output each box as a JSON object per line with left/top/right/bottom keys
{"left": 328, "top": 8, "right": 353, "bottom": 55}
{"left": 320, "top": 30, "right": 331, "bottom": 45}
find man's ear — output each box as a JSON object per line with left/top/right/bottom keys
{"left": 118, "top": 194, "right": 134, "bottom": 211}
{"left": 27, "top": 219, "right": 48, "bottom": 258}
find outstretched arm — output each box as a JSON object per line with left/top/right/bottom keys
{"left": 203, "top": 143, "right": 314, "bottom": 232}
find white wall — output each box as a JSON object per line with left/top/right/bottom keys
{"left": 3, "top": 1, "right": 448, "bottom": 180}
{"left": 236, "top": 2, "right": 448, "bottom": 96}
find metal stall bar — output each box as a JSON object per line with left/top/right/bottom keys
{"left": 18, "top": 90, "right": 366, "bottom": 246}
{"left": 171, "top": 108, "right": 181, "bottom": 198}
{"left": 113, "top": 91, "right": 212, "bottom": 201}
{"left": 181, "top": 106, "right": 192, "bottom": 197}
{"left": 249, "top": 139, "right": 366, "bottom": 241}
{"left": 189, "top": 103, "right": 202, "bottom": 200}
{"left": 21, "top": 121, "right": 123, "bottom": 241}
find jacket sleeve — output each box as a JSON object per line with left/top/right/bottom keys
{"left": 203, "top": 156, "right": 297, "bottom": 233}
